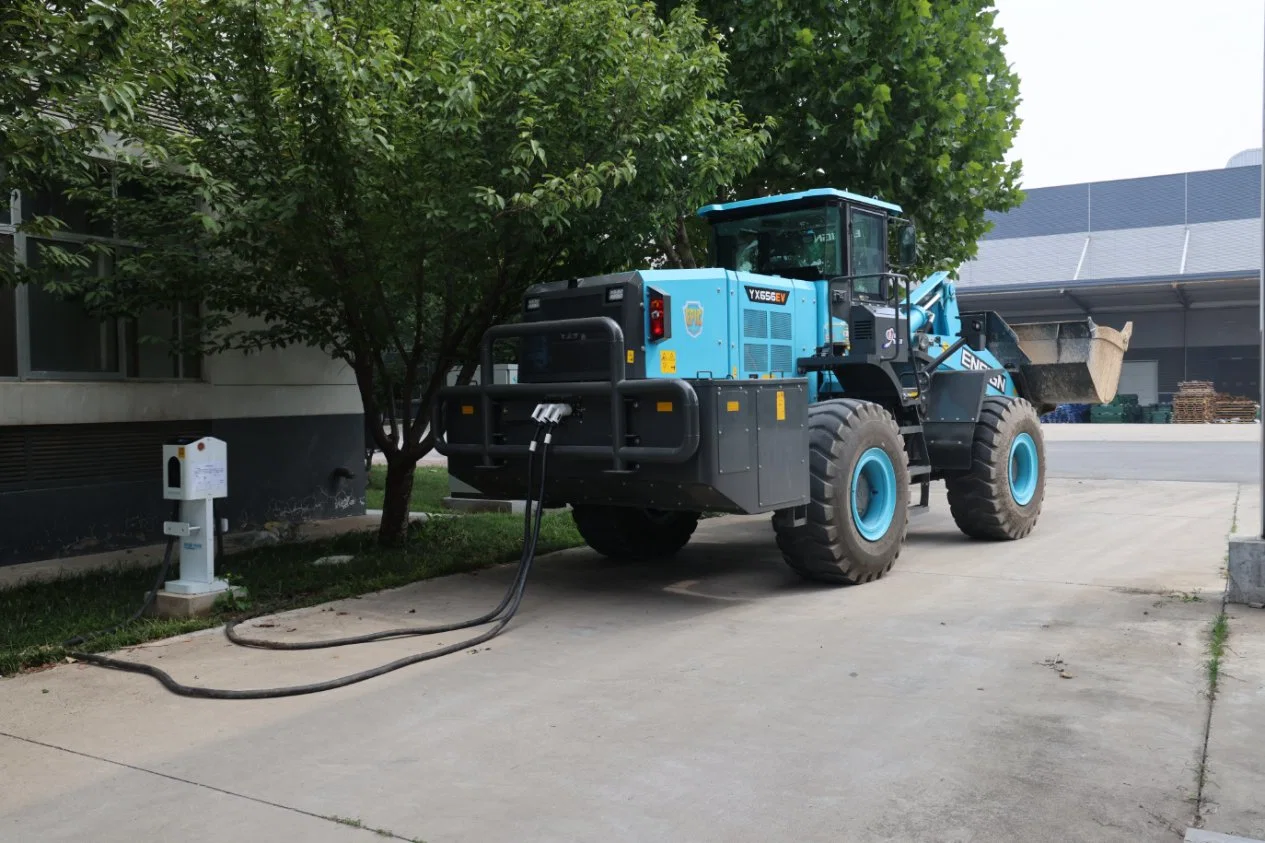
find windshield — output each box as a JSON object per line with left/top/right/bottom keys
{"left": 712, "top": 206, "right": 842, "bottom": 280}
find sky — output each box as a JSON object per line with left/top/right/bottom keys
{"left": 993, "top": 0, "right": 1265, "bottom": 188}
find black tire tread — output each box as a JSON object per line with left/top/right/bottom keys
{"left": 772, "top": 399, "right": 909, "bottom": 585}
{"left": 944, "top": 396, "right": 1044, "bottom": 540}
{"left": 571, "top": 506, "right": 700, "bottom": 560}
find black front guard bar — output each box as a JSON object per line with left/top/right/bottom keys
{"left": 432, "top": 317, "right": 700, "bottom": 472}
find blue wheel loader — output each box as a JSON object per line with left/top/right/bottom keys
{"left": 435, "top": 189, "right": 1132, "bottom": 584}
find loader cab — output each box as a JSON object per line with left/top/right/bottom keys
{"left": 699, "top": 188, "right": 908, "bottom": 301}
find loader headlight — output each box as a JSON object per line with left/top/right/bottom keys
{"left": 605, "top": 286, "right": 625, "bottom": 303}
{"left": 525, "top": 296, "right": 541, "bottom": 312}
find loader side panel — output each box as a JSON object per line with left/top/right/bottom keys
{"left": 636, "top": 269, "right": 819, "bottom": 387}
{"left": 638, "top": 269, "right": 731, "bottom": 380}
{"left": 442, "top": 379, "right": 810, "bottom": 515}
{"left": 927, "top": 338, "right": 1017, "bottom": 397}
{"left": 923, "top": 369, "right": 992, "bottom": 470}
{"left": 727, "top": 271, "right": 818, "bottom": 382}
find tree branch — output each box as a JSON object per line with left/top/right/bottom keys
{"left": 658, "top": 226, "right": 683, "bottom": 267}
{"left": 675, "top": 212, "right": 697, "bottom": 268}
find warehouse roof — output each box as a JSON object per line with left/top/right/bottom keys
{"left": 956, "top": 270, "right": 1259, "bottom": 317}
{"left": 957, "top": 164, "right": 1262, "bottom": 288}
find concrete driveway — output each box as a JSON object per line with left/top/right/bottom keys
{"left": 1, "top": 469, "right": 1253, "bottom": 843}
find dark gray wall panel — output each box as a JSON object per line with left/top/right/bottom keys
{"left": 0, "top": 413, "right": 366, "bottom": 567}
{"left": 1186, "top": 306, "right": 1258, "bottom": 347}
{"left": 1188, "top": 166, "right": 1261, "bottom": 224}
{"left": 984, "top": 165, "right": 1261, "bottom": 241}
{"left": 984, "top": 183, "right": 1089, "bottom": 240}
{"left": 1090, "top": 174, "right": 1185, "bottom": 231}
{"left": 210, "top": 414, "right": 365, "bottom": 529}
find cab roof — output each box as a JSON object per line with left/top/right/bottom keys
{"left": 697, "top": 187, "right": 902, "bottom": 218}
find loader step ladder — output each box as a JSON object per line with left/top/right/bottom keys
{"left": 899, "top": 424, "right": 933, "bottom": 517}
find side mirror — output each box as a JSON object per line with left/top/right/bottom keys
{"left": 896, "top": 223, "right": 918, "bottom": 268}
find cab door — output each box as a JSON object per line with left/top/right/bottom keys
{"left": 847, "top": 207, "right": 887, "bottom": 299}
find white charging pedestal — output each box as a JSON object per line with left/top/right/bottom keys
{"left": 155, "top": 437, "right": 232, "bottom": 615}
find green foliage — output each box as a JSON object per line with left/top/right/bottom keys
{"left": 677, "top": 0, "right": 1024, "bottom": 270}
{"left": 0, "top": 0, "right": 765, "bottom": 543}
{"left": 1, "top": 1, "right": 134, "bottom": 163}
{"left": 1207, "top": 612, "right": 1229, "bottom": 697}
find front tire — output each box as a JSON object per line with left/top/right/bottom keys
{"left": 571, "top": 505, "right": 700, "bottom": 560}
{"left": 772, "top": 399, "right": 910, "bottom": 584}
{"left": 945, "top": 396, "right": 1045, "bottom": 540}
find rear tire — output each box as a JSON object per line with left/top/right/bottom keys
{"left": 571, "top": 505, "right": 700, "bottom": 560}
{"left": 945, "top": 396, "right": 1045, "bottom": 540}
{"left": 772, "top": 399, "right": 910, "bottom": 585}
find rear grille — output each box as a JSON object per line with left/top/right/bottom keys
{"left": 770, "top": 312, "right": 793, "bottom": 341}
{"left": 0, "top": 421, "right": 212, "bottom": 491}
{"left": 0, "top": 433, "right": 24, "bottom": 485}
{"left": 852, "top": 319, "right": 874, "bottom": 341}
{"left": 770, "top": 345, "right": 793, "bottom": 375}
{"left": 520, "top": 291, "right": 626, "bottom": 383}
{"left": 743, "top": 309, "right": 768, "bottom": 339}
{"left": 743, "top": 343, "right": 768, "bottom": 373}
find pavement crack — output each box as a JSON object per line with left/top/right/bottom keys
{"left": 0, "top": 731, "right": 425, "bottom": 841}
{"left": 1191, "top": 484, "right": 1240, "bottom": 829}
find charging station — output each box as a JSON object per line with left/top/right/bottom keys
{"left": 157, "top": 436, "right": 231, "bottom": 612}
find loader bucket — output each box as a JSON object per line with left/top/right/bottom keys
{"left": 1010, "top": 319, "right": 1133, "bottom": 407}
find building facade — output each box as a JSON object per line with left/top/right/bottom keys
{"left": 0, "top": 184, "right": 365, "bottom": 567}
{"left": 957, "top": 158, "right": 1261, "bottom": 406}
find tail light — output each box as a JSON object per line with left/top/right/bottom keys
{"left": 648, "top": 288, "right": 669, "bottom": 341}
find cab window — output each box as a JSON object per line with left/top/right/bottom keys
{"left": 713, "top": 206, "right": 842, "bottom": 280}
{"left": 849, "top": 209, "right": 886, "bottom": 296}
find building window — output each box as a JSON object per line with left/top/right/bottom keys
{"left": 0, "top": 233, "right": 15, "bottom": 376}
{"left": 1, "top": 183, "right": 202, "bottom": 381}
{"left": 24, "top": 174, "right": 111, "bottom": 238}
{"left": 125, "top": 302, "right": 200, "bottom": 380}
{"left": 26, "top": 239, "right": 120, "bottom": 375}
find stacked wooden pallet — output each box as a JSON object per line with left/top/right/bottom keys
{"left": 1214, "top": 394, "right": 1259, "bottom": 422}
{"left": 1178, "top": 381, "right": 1216, "bottom": 395}
{"left": 1173, "top": 381, "right": 1215, "bottom": 424}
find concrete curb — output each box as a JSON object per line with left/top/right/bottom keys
{"left": 1186, "top": 829, "right": 1265, "bottom": 842}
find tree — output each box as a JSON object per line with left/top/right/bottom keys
{"left": 0, "top": 0, "right": 766, "bottom": 544}
{"left": 662, "top": 0, "right": 1023, "bottom": 270}
{"left": 1, "top": 1, "right": 133, "bottom": 166}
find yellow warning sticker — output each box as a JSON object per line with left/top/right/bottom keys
{"left": 731, "top": 366, "right": 738, "bottom": 379}
{"left": 656, "top": 401, "right": 673, "bottom": 413}
{"left": 659, "top": 349, "right": 676, "bottom": 374}
{"left": 626, "top": 349, "right": 635, "bottom": 364}
{"left": 461, "top": 405, "right": 475, "bottom": 416}
{"left": 177, "top": 447, "right": 185, "bottom": 459}
{"left": 776, "top": 390, "right": 786, "bottom": 421}
{"left": 726, "top": 400, "right": 740, "bottom": 413}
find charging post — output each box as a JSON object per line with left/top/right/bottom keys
{"left": 153, "top": 436, "right": 234, "bottom": 618}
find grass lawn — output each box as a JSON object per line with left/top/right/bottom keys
{"left": 365, "top": 464, "right": 450, "bottom": 512}
{"left": 0, "top": 510, "right": 581, "bottom": 676}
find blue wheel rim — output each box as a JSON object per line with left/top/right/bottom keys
{"left": 1008, "top": 432, "right": 1039, "bottom": 506}
{"left": 850, "top": 447, "right": 898, "bottom": 542}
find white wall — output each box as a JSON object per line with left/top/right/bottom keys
{"left": 0, "top": 318, "right": 361, "bottom": 426}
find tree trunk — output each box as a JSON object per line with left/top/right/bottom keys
{"left": 378, "top": 453, "right": 418, "bottom": 546}
{"left": 675, "top": 213, "right": 698, "bottom": 268}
